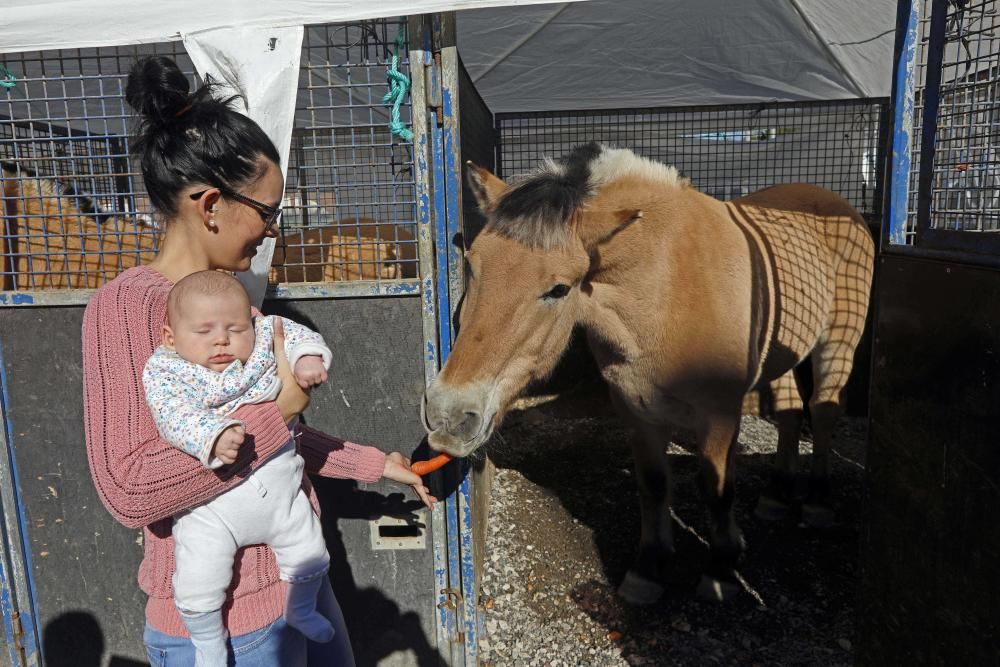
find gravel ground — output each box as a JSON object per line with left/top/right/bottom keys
{"left": 478, "top": 404, "right": 867, "bottom": 667}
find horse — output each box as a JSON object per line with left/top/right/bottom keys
{"left": 421, "top": 142, "right": 875, "bottom": 603}
{"left": 2, "top": 161, "right": 159, "bottom": 290}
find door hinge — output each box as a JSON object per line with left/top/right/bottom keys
{"left": 438, "top": 587, "right": 465, "bottom": 644}
{"left": 12, "top": 610, "right": 27, "bottom": 665}
{"left": 423, "top": 52, "right": 444, "bottom": 126}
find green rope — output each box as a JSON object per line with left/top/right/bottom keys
{"left": 0, "top": 65, "right": 15, "bottom": 89}
{"left": 382, "top": 28, "right": 413, "bottom": 142}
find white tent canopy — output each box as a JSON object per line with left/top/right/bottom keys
{"left": 457, "top": 0, "right": 897, "bottom": 112}
{"left": 0, "top": 0, "right": 576, "bottom": 54}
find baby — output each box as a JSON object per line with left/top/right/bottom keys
{"left": 142, "top": 270, "right": 335, "bottom": 666}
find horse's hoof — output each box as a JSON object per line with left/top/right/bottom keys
{"left": 696, "top": 575, "right": 742, "bottom": 602}
{"left": 753, "top": 493, "right": 790, "bottom": 522}
{"left": 801, "top": 503, "right": 835, "bottom": 528}
{"left": 617, "top": 570, "right": 664, "bottom": 605}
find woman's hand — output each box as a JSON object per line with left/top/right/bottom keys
{"left": 382, "top": 452, "right": 437, "bottom": 509}
{"left": 274, "top": 318, "right": 311, "bottom": 423}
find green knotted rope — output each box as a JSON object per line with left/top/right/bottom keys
{"left": 0, "top": 65, "right": 16, "bottom": 89}
{"left": 382, "top": 28, "right": 413, "bottom": 142}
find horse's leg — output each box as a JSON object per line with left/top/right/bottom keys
{"left": 753, "top": 369, "right": 804, "bottom": 521}
{"left": 803, "top": 335, "right": 855, "bottom": 527}
{"left": 617, "top": 419, "right": 674, "bottom": 605}
{"left": 695, "top": 410, "right": 745, "bottom": 602}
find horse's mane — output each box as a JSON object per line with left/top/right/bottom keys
{"left": 489, "top": 143, "right": 685, "bottom": 249}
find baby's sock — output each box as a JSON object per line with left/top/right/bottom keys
{"left": 179, "top": 608, "right": 228, "bottom": 667}
{"left": 286, "top": 576, "right": 335, "bottom": 643}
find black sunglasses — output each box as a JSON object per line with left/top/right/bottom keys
{"left": 190, "top": 188, "right": 282, "bottom": 233}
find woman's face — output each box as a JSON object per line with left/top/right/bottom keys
{"left": 207, "top": 158, "right": 284, "bottom": 272}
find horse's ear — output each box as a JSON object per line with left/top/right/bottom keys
{"left": 578, "top": 208, "right": 643, "bottom": 249}
{"left": 466, "top": 161, "right": 509, "bottom": 212}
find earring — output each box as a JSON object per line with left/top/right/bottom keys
{"left": 208, "top": 215, "right": 217, "bottom": 228}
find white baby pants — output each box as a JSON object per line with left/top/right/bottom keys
{"left": 172, "top": 443, "right": 330, "bottom": 613}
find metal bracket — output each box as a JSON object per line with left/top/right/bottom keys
{"left": 437, "top": 587, "right": 465, "bottom": 644}
{"left": 423, "top": 51, "right": 443, "bottom": 124}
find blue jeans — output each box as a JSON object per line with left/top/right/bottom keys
{"left": 143, "top": 579, "right": 355, "bottom": 666}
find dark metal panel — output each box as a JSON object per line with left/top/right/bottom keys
{"left": 457, "top": 57, "right": 494, "bottom": 247}
{"left": 859, "top": 254, "right": 1000, "bottom": 665}
{"left": 262, "top": 295, "right": 444, "bottom": 666}
{"left": 0, "top": 307, "right": 148, "bottom": 667}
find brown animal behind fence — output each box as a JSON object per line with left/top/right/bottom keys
{"left": 1, "top": 166, "right": 158, "bottom": 290}
{"left": 2, "top": 167, "right": 417, "bottom": 290}
{"left": 269, "top": 218, "right": 417, "bottom": 283}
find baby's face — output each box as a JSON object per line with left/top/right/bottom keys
{"left": 165, "top": 293, "right": 255, "bottom": 372}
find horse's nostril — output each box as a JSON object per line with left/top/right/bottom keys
{"left": 454, "top": 410, "right": 483, "bottom": 437}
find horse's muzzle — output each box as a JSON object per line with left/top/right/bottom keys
{"left": 422, "top": 381, "right": 491, "bottom": 456}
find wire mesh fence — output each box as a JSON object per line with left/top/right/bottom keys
{"left": 497, "top": 99, "right": 889, "bottom": 226}
{"left": 926, "top": 0, "right": 999, "bottom": 233}
{"left": 274, "top": 21, "right": 418, "bottom": 285}
{"left": 0, "top": 18, "right": 417, "bottom": 293}
{"left": 0, "top": 44, "right": 182, "bottom": 290}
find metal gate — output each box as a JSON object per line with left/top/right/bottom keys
{"left": 0, "top": 13, "right": 486, "bottom": 666}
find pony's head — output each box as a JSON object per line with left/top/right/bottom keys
{"left": 422, "top": 143, "right": 655, "bottom": 456}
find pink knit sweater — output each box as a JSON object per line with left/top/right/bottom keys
{"left": 82, "top": 265, "right": 387, "bottom": 637}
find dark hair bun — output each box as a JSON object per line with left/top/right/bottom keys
{"left": 123, "top": 55, "right": 280, "bottom": 218}
{"left": 125, "top": 56, "right": 192, "bottom": 126}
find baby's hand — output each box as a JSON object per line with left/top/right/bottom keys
{"left": 212, "top": 425, "right": 245, "bottom": 465}
{"left": 293, "top": 355, "right": 328, "bottom": 390}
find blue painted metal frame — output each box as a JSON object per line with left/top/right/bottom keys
{"left": 437, "top": 28, "right": 481, "bottom": 662}
{"left": 412, "top": 12, "right": 482, "bottom": 664}
{"left": 886, "top": 0, "right": 920, "bottom": 246}
{"left": 409, "top": 13, "right": 467, "bottom": 663}
{"left": 886, "top": 0, "right": 1000, "bottom": 263}
{"left": 0, "top": 341, "right": 41, "bottom": 665}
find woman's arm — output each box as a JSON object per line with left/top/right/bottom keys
{"left": 82, "top": 282, "right": 293, "bottom": 529}
{"left": 297, "top": 425, "right": 386, "bottom": 483}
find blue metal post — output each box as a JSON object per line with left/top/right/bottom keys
{"left": 0, "top": 342, "right": 41, "bottom": 666}
{"left": 437, "top": 17, "right": 481, "bottom": 661}
{"left": 407, "top": 14, "right": 458, "bottom": 662}
{"left": 887, "top": 0, "right": 920, "bottom": 245}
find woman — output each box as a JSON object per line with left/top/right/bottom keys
{"left": 82, "top": 55, "right": 431, "bottom": 665}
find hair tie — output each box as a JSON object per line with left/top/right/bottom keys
{"left": 174, "top": 103, "right": 193, "bottom": 118}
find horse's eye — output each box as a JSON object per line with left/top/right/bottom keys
{"left": 543, "top": 284, "right": 571, "bottom": 300}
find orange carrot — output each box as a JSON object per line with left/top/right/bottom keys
{"left": 411, "top": 453, "right": 453, "bottom": 476}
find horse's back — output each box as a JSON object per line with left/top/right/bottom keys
{"left": 727, "top": 183, "right": 875, "bottom": 384}
{"left": 733, "top": 183, "right": 873, "bottom": 260}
